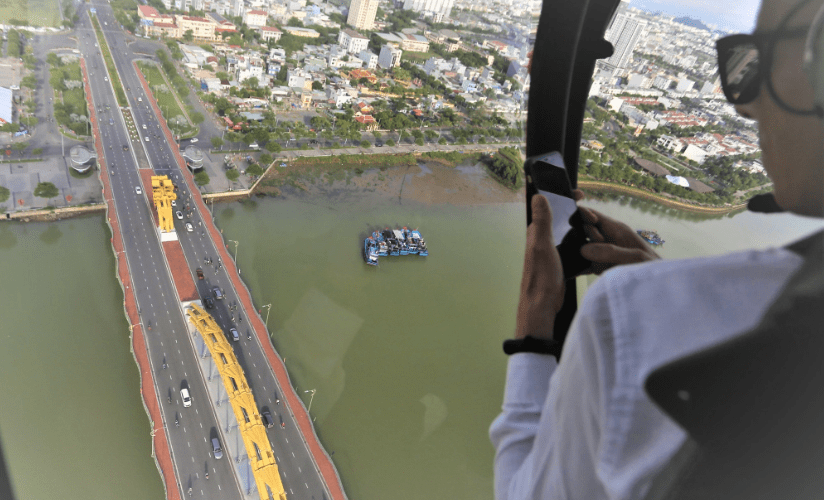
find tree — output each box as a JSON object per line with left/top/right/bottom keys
{"left": 190, "top": 112, "right": 204, "bottom": 125}
{"left": 183, "top": 29, "right": 194, "bottom": 42}
{"left": 259, "top": 153, "right": 273, "bottom": 165}
{"left": 0, "top": 186, "right": 9, "bottom": 203}
{"left": 34, "top": 182, "right": 60, "bottom": 203}
{"left": 438, "top": 137, "right": 447, "bottom": 145}
{"left": 226, "top": 169, "right": 240, "bottom": 182}
{"left": 373, "top": 131, "right": 382, "bottom": 139}
{"left": 32, "top": 148, "right": 43, "bottom": 156}
{"left": 245, "top": 77, "right": 259, "bottom": 89}
{"left": 312, "top": 80, "right": 323, "bottom": 91}
{"left": 211, "top": 136, "right": 224, "bottom": 148}
{"left": 21, "top": 75, "right": 36, "bottom": 90}
{"left": 194, "top": 171, "right": 210, "bottom": 186}
{"left": 415, "top": 137, "right": 424, "bottom": 146}
{"left": 360, "top": 140, "right": 371, "bottom": 148}
{"left": 386, "top": 139, "right": 396, "bottom": 146}
{"left": 246, "top": 164, "right": 264, "bottom": 177}
{"left": 265, "top": 141, "right": 282, "bottom": 153}
{"left": 46, "top": 53, "right": 60, "bottom": 67}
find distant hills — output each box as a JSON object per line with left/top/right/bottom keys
{"left": 673, "top": 16, "right": 711, "bottom": 31}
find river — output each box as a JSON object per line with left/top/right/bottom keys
{"left": 0, "top": 188, "right": 821, "bottom": 499}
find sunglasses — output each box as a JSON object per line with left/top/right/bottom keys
{"left": 716, "top": 28, "right": 816, "bottom": 114}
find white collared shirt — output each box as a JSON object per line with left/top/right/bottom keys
{"left": 490, "top": 246, "right": 806, "bottom": 500}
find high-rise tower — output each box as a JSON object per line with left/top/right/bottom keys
{"left": 604, "top": 13, "right": 646, "bottom": 69}
{"left": 347, "top": 0, "right": 380, "bottom": 31}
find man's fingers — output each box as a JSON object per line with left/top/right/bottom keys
{"left": 531, "top": 194, "right": 553, "bottom": 239}
{"left": 581, "top": 243, "right": 649, "bottom": 265}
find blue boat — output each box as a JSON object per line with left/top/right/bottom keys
{"left": 366, "top": 227, "right": 429, "bottom": 263}
{"left": 363, "top": 237, "right": 379, "bottom": 265}
{"left": 382, "top": 229, "right": 401, "bottom": 256}
{"left": 374, "top": 231, "right": 389, "bottom": 256}
{"left": 408, "top": 229, "right": 428, "bottom": 256}
{"left": 393, "top": 229, "right": 409, "bottom": 255}
{"left": 637, "top": 230, "right": 665, "bottom": 246}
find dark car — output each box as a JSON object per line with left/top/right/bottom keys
{"left": 196, "top": 268, "right": 204, "bottom": 280}
{"left": 375, "top": 141, "right": 383, "bottom": 147}
{"left": 123, "top": 145, "right": 128, "bottom": 151}
{"left": 213, "top": 287, "right": 224, "bottom": 300}
{"left": 262, "top": 410, "right": 274, "bottom": 428}
{"left": 204, "top": 297, "right": 215, "bottom": 309}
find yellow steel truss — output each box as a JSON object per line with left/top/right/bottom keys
{"left": 151, "top": 175, "right": 177, "bottom": 232}
{"left": 186, "top": 304, "right": 287, "bottom": 500}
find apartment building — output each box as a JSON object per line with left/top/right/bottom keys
{"left": 338, "top": 28, "right": 369, "bottom": 54}
{"left": 347, "top": 0, "right": 379, "bottom": 30}
{"left": 260, "top": 26, "right": 282, "bottom": 42}
{"left": 378, "top": 44, "right": 402, "bottom": 69}
{"left": 243, "top": 9, "right": 268, "bottom": 27}
{"left": 177, "top": 15, "right": 218, "bottom": 41}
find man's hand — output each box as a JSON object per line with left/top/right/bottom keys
{"left": 578, "top": 206, "right": 660, "bottom": 274}
{"left": 515, "top": 195, "right": 565, "bottom": 340}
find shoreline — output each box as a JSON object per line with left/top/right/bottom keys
{"left": 2, "top": 161, "right": 756, "bottom": 223}
{"left": 577, "top": 180, "right": 748, "bottom": 214}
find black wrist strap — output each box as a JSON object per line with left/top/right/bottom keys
{"left": 503, "top": 336, "right": 562, "bottom": 359}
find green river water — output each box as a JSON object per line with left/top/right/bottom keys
{"left": 0, "top": 189, "right": 822, "bottom": 500}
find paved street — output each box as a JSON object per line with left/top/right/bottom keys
{"left": 75, "top": 2, "right": 337, "bottom": 499}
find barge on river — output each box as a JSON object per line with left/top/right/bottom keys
{"left": 364, "top": 227, "right": 428, "bottom": 265}
{"left": 637, "top": 230, "right": 665, "bottom": 246}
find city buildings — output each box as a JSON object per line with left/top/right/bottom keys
{"left": 338, "top": 29, "right": 369, "bottom": 54}
{"left": 243, "top": 9, "right": 269, "bottom": 28}
{"left": 402, "top": 0, "right": 455, "bottom": 22}
{"left": 347, "top": 0, "right": 379, "bottom": 31}
{"left": 378, "top": 44, "right": 402, "bottom": 69}
{"left": 603, "top": 13, "right": 646, "bottom": 69}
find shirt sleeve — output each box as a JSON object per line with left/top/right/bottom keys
{"left": 490, "top": 289, "right": 611, "bottom": 500}
{"left": 489, "top": 353, "right": 557, "bottom": 500}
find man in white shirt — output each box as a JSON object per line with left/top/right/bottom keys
{"left": 491, "top": 0, "right": 824, "bottom": 498}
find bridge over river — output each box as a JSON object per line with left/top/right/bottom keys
{"left": 75, "top": 2, "right": 346, "bottom": 499}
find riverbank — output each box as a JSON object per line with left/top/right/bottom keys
{"left": 3, "top": 203, "right": 106, "bottom": 222}
{"left": 578, "top": 180, "right": 748, "bottom": 214}
{"left": 256, "top": 156, "right": 522, "bottom": 206}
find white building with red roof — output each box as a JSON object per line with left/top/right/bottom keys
{"left": 243, "top": 9, "right": 268, "bottom": 27}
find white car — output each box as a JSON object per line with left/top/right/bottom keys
{"left": 175, "top": 211, "right": 183, "bottom": 220}
{"left": 135, "top": 186, "right": 142, "bottom": 195}
{"left": 138, "top": 97, "right": 142, "bottom": 102}
{"left": 104, "top": 76, "right": 108, "bottom": 81}
{"left": 144, "top": 137, "right": 149, "bottom": 142}
{"left": 171, "top": 200, "right": 176, "bottom": 206}
{"left": 180, "top": 388, "right": 192, "bottom": 407}
{"left": 185, "top": 222, "right": 193, "bottom": 232}
{"left": 142, "top": 124, "right": 147, "bottom": 129}
{"left": 190, "top": 138, "right": 198, "bottom": 143}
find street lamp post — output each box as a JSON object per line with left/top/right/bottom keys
{"left": 262, "top": 303, "right": 272, "bottom": 330}
{"left": 228, "top": 239, "right": 239, "bottom": 262}
{"left": 304, "top": 389, "right": 316, "bottom": 412}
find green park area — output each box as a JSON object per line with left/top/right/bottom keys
{"left": 137, "top": 62, "right": 197, "bottom": 138}
{"left": 48, "top": 55, "right": 89, "bottom": 137}
{"left": 0, "top": 0, "right": 60, "bottom": 28}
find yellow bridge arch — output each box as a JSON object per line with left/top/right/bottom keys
{"left": 187, "top": 304, "right": 287, "bottom": 500}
